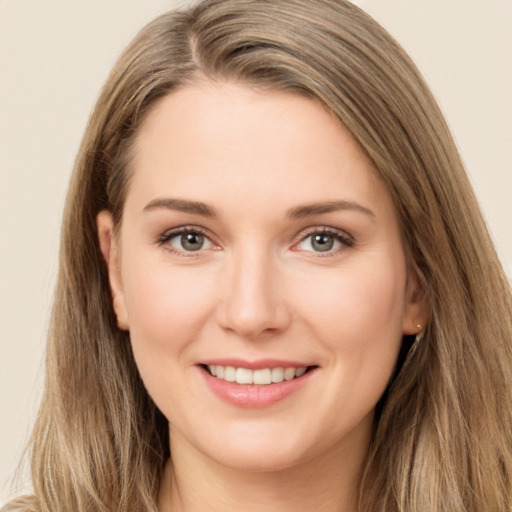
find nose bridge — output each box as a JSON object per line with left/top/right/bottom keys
{"left": 217, "top": 242, "right": 289, "bottom": 338}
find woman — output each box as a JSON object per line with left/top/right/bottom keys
{"left": 4, "top": 0, "right": 512, "bottom": 511}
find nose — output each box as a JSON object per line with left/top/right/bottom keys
{"left": 216, "top": 247, "right": 291, "bottom": 339}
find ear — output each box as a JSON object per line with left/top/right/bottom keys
{"left": 402, "top": 265, "right": 429, "bottom": 335}
{"left": 97, "top": 210, "right": 129, "bottom": 330}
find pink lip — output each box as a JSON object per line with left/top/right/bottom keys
{"left": 198, "top": 363, "right": 318, "bottom": 409}
{"left": 199, "top": 358, "right": 311, "bottom": 370}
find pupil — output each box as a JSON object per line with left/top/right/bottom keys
{"left": 312, "top": 234, "right": 334, "bottom": 252}
{"left": 182, "top": 232, "right": 204, "bottom": 251}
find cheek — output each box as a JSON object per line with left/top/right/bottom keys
{"left": 120, "top": 258, "right": 217, "bottom": 378}
{"left": 119, "top": 260, "right": 223, "bottom": 423}
{"left": 288, "top": 262, "right": 407, "bottom": 430}
{"left": 297, "top": 265, "right": 404, "bottom": 331}
{"left": 290, "top": 258, "right": 407, "bottom": 373}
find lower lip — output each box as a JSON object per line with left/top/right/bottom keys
{"left": 200, "top": 367, "right": 316, "bottom": 408}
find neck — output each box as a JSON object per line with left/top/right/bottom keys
{"left": 158, "top": 426, "right": 369, "bottom": 512}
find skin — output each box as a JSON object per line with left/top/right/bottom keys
{"left": 97, "top": 82, "right": 428, "bottom": 512}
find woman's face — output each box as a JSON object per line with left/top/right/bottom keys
{"left": 98, "top": 82, "right": 427, "bottom": 472}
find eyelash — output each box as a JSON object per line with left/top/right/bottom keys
{"left": 157, "top": 225, "right": 216, "bottom": 256}
{"left": 157, "top": 225, "right": 354, "bottom": 256}
{"left": 294, "top": 227, "right": 355, "bottom": 256}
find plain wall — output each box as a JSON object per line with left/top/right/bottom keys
{"left": 1, "top": 0, "right": 511, "bottom": 504}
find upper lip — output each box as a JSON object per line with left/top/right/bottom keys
{"left": 198, "top": 358, "right": 315, "bottom": 370}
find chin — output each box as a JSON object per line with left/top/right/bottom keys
{"left": 174, "top": 419, "right": 317, "bottom": 473}
{"left": 206, "top": 441, "right": 311, "bottom": 473}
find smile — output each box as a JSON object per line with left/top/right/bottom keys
{"left": 207, "top": 365, "right": 308, "bottom": 385}
{"left": 198, "top": 359, "right": 318, "bottom": 408}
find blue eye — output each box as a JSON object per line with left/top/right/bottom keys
{"left": 164, "top": 229, "right": 214, "bottom": 252}
{"left": 296, "top": 230, "right": 352, "bottom": 253}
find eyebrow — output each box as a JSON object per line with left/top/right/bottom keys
{"left": 286, "top": 200, "right": 375, "bottom": 219}
{"left": 143, "top": 198, "right": 217, "bottom": 217}
{"left": 142, "top": 197, "right": 375, "bottom": 220}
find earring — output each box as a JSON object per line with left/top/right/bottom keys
{"left": 404, "top": 325, "right": 424, "bottom": 366}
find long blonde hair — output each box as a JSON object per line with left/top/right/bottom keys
{"left": 6, "top": 1, "right": 512, "bottom": 511}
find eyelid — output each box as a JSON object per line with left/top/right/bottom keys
{"left": 157, "top": 225, "right": 219, "bottom": 254}
{"left": 292, "top": 226, "right": 355, "bottom": 254}
{"left": 156, "top": 224, "right": 354, "bottom": 256}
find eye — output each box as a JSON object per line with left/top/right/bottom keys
{"left": 295, "top": 229, "right": 353, "bottom": 254}
{"left": 160, "top": 228, "right": 215, "bottom": 253}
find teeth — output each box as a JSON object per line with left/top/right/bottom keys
{"left": 284, "top": 367, "right": 296, "bottom": 381}
{"left": 253, "top": 369, "right": 271, "bottom": 385}
{"left": 207, "top": 365, "right": 308, "bottom": 385}
{"left": 235, "top": 367, "right": 253, "bottom": 384}
{"left": 295, "top": 367, "right": 307, "bottom": 377}
{"left": 271, "top": 367, "right": 284, "bottom": 383}
{"left": 224, "top": 366, "right": 236, "bottom": 382}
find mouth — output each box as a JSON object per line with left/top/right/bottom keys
{"left": 200, "top": 364, "right": 317, "bottom": 385}
{"left": 198, "top": 361, "right": 318, "bottom": 408}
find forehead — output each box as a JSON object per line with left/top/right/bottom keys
{"left": 127, "top": 82, "right": 391, "bottom": 217}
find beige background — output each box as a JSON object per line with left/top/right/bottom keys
{"left": 1, "top": 0, "right": 511, "bottom": 504}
